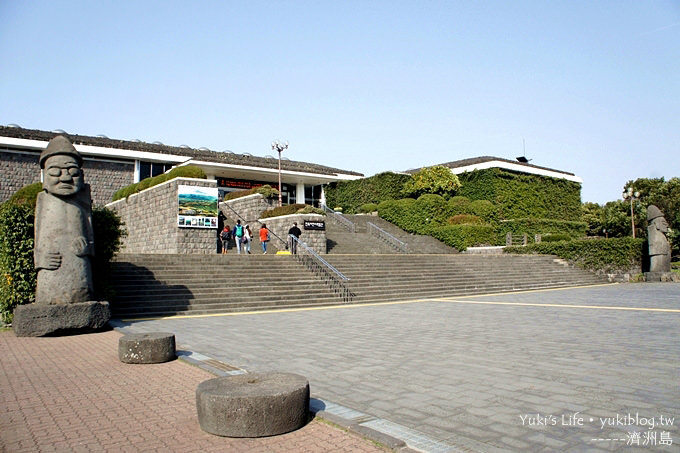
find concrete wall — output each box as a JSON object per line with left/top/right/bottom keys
{"left": 1, "top": 149, "right": 134, "bottom": 206}
{"left": 221, "top": 194, "right": 276, "bottom": 225}
{"left": 263, "top": 214, "right": 327, "bottom": 254}
{"left": 107, "top": 178, "right": 217, "bottom": 254}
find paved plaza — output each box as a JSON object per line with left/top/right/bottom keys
{"left": 112, "top": 283, "right": 680, "bottom": 452}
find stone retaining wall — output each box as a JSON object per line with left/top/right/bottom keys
{"left": 107, "top": 178, "right": 217, "bottom": 254}
{"left": 263, "top": 214, "right": 327, "bottom": 254}
{"left": 221, "top": 194, "right": 276, "bottom": 225}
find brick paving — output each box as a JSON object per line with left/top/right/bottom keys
{"left": 0, "top": 329, "right": 389, "bottom": 453}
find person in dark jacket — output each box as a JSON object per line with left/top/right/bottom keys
{"left": 288, "top": 222, "right": 302, "bottom": 254}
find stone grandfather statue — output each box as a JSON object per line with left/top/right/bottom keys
{"left": 647, "top": 204, "right": 671, "bottom": 274}
{"left": 34, "top": 135, "right": 95, "bottom": 304}
{"left": 13, "top": 135, "right": 109, "bottom": 336}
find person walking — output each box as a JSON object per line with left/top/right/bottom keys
{"left": 244, "top": 224, "right": 253, "bottom": 254}
{"left": 259, "top": 223, "right": 270, "bottom": 254}
{"left": 288, "top": 222, "right": 302, "bottom": 255}
{"left": 232, "top": 220, "right": 244, "bottom": 254}
{"left": 220, "top": 225, "right": 231, "bottom": 254}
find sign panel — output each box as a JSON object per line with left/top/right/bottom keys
{"left": 304, "top": 220, "right": 325, "bottom": 231}
{"left": 177, "top": 185, "right": 218, "bottom": 228}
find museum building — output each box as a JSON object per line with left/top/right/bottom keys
{"left": 0, "top": 125, "right": 363, "bottom": 206}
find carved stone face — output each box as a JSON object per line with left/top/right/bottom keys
{"left": 43, "top": 154, "right": 83, "bottom": 197}
{"left": 652, "top": 216, "right": 669, "bottom": 234}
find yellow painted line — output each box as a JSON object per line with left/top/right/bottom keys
{"left": 436, "top": 282, "right": 618, "bottom": 300}
{"left": 119, "top": 298, "right": 436, "bottom": 322}
{"left": 430, "top": 298, "right": 680, "bottom": 313}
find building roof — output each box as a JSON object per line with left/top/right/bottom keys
{"left": 407, "top": 155, "right": 582, "bottom": 183}
{"left": 0, "top": 125, "right": 363, "bottom": 178}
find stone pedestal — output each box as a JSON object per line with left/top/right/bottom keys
{"left": 645, "top": 272, "right": 678, "bottom": 282}
{"left": 196, "top": 372, "right": 309, "bottom": 437}
{"left": 118, "top": 332, "right": 176, "bottom": 364}
{"left": 13, "top": 301, "right": 110, "bottom": 337}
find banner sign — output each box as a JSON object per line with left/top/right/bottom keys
{"left": 304, "top": 220, "right": 325, "bottom": 231}
{"left": 177, "top": 185, "right": 218, "bottom": 228}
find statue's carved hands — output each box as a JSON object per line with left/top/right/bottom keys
{"left": 42, "top": 251, "right": 62, "bottom": 270}
{"left": 71, "top": 236, "right": 90, "bottom": 256}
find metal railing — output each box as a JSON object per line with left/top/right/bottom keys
{"left": 289, "top": 235, "right": 354, "bottom": 303}
{"left": 367, "top": 222, "right": 408, "bottom": 254}
{"left": 321, "top": 204, "right": 355, "bottom": 233}
{"left": 222, "top": 201, "right": 353, "bottom": 303}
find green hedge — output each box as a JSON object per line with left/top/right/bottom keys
{"left": 0, "top": 202, "right": 36, "bottom": 325}
{"left": 223, "top": 184, "right": 278, "bottom": 201}
{"left": 505, "top": 237, "right": 644, "bottom": 272}
{"left": 378, "top": 197, "right": 496, "bottom": 250}
{"left": 499, "top": 218, "right": 587, "bottom": 241}
{"left": 324, "top": 172, "right": 411, "bottom": 214}
{"left": 358, "top": 203, "right": 378, "bottom": 213}
{"left": 540, "top": 233, "right": 573, "bottom": 242}
{"left": 260, "top": 204, "right": 325, "bottom": 219}
{"left": 458, "top": 168, "right": 582, "bottom": 221}
{"left": 430, "top": 225, "right": 498, "bottom": 251}
{"left": 112, "top": 165, "right": 207, "bottom": 201}
{"left": 0, "top": 185, "right": 126, "bottom": 324}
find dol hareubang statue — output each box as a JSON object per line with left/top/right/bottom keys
{"left": 647, "top": 205, "right": 671, "bottom": 275}
{"left": 13, "top": 136, "right": 109, "bottom": 336}
{"left": 35, "top": 136, "right": 95, "bottom": 304}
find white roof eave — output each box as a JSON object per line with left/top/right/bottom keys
{"left": 449, "top": 160, "right": 583, "bottom": 183}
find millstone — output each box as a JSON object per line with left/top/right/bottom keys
{"left": 118, "top": 332, "right": 176, "bottom": 364}
{"left": 196, "top": 372, "right": 309, "bottom": 437}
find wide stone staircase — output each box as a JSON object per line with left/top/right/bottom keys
{"left": 110, "top": 212, "right": 606, "bottom": 318}
{"left": 110, "top": 254, "right": 341, "bottom": 318}
{"left": 110, "top": 252, "right": 606, "bottom": 318}
{"left": 323, "top": 254, "right": 605, "bottom": 304}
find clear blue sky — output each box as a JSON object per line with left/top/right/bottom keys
{"left": 1, "top": 1, "right": 678, "bottom": 204}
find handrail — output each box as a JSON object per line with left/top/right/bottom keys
{"left": 221, "top": 201, "right": 353, "bottom": 303}
{"left": 367, "top": 221, "right": 408, "bottom": 254}
{"left": 289, "top": 235, "right": 354, "bottom": 303}
{"left": 219, "top": 201, "right": 288, "bottom": 248}
{"left": 321, "top": 204, "right": 355, "bottom": 233}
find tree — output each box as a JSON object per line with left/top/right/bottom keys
{"left": 402, "top": 166, "right": 461, "bottom": 198}
{"left": 622, "top": 177, "right": 680, "bottom": 259}
{"left": 582, "top": 202, "right": 605, "bottom": 236}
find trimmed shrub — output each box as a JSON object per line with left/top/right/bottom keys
{"left": 505, "top": 237, "right": 644, "bottom": 273}
{"left": 223, "top": 184, "right": 279, "bottom": 202}
{"left": 498, "top": 218, "right": 587, "bottom": 241}
{"left": 0, "top": 202, "right": 36, "bottom": 325}
{"left": 448, "top": 214, "right": 483, "bottom": 225}
{"left": 112, "top": 165, "right": 207, "bottom": 201}
{"left": 358, "top": 203, "right": 378, "bottom": 213}
{"left": 260, "top": 204, "right": 324, "bottom": 219}
{"left": 430, "top": 225, "right": 497, "bottom": 251}
{"left": 8, "top": 182, "right": 43, "bottom": 210}
{"left": 91, "top": 207, "right": 127, "bottom": 301}
{"left": 540, "top": 233, "right": 573, "bottom": 243}
{"left": 468, "top": 200, "right": 498, "bottom": 223}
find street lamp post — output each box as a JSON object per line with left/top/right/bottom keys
{"left": 622, "top": 187, "right": 640, "bottom": 238}
{"left": 271, "top": 140, "right": 289, "bottom": 207}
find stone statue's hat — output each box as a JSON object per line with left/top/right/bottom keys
{"left": 647, "top": 204, "right": 664, "bottom": 221}
{"left": 39, "top": 135, "right": 83, "bottom": 169}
